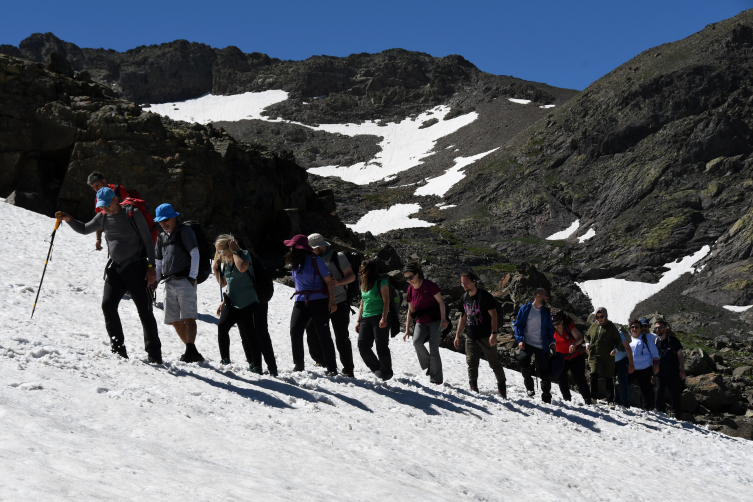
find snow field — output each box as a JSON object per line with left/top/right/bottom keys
{"left": 147, "top": 90, "right": 290, "bottom": 124}
{"left": 346, "top": 203, "right": 434, "bottom": 235}
{"left": 723, "top": 305, "right": 753, "bottom": 312}
{"left": 413, "top": 148, "right": 499, "bottom": 197}
{"left": 3, "top": 204, "right": 753, "bottom": 501}
{"left": 577, "top": 246, "right": 711, "bottom": 324}
{"left": 546, "top": 219, "right": 580, "bottom": 240}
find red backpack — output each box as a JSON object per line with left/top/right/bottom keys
{"left": 120, "top": 197, "right": 159, "bottom": 246}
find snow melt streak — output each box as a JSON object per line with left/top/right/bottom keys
{"left": 414, "top": 148, "right": 499, "bottom": 197}
{"left": 2, "top": 205, "right": 752, "bottom": 502}
{"left": 577, "top": 246, "right": 711, "bottom": 324}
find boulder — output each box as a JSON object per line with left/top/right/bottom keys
{"left": 715, "top": 336, "right": 730, "bottom": 350}
{"left": 502, "top": 263, "right": 552, "bottom": 304}
{"left": 719, "top": 418, "right": 753, "bottom": 440}
{"left": 685, "top": 373, "right": 736, "bottom": 411}
{"left": 733, "top": 366, "right": 753, "bottom": 378}
{"left": 5, "top": 191, "right": 49, "bottom": 214}
{"left": 685, "top": 348, "right": 716, "bottom": 376}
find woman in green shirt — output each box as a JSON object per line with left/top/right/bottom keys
{"left": 355, "top": 259, "right": 392, "bottom": 380}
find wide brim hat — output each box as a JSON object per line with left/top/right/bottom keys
{"left": 154, "top": 203, "right": 180, "bottom": 222}
{"left": 307, "top": 233, "right": 331, "bottom": 248}
{"left": 284, "top": 234, "right": 313, "bottom": 251}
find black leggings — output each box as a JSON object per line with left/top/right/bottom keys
{"left": 290, "top": 299, "right": 337, "bottom": 372}
{"left": 630, "top": 366, "right": 656, "bottom": 410}
{"left": 358, "top": 315, "right": 392, "bottom": 378}
{"left": 241, "top": 302, "right": 277, "bottom": 371}
{"left": 557, "top": 355, "right": 591, "bottom": 403}
{"left": 218, "top": 302, "right": 259, "bottom": 365}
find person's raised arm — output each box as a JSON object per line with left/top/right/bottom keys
{"left": 56, "top": 211, "right": 103, "bottom": 235}
{"left": 227, "top": 240, "right": 249, "bottom": 273}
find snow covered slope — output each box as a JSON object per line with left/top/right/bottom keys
{"left": 147, "top": 91, "right": 290, "bottom": 124}
{"left": 2, "top": 203, "right": 752, "bottom": 501}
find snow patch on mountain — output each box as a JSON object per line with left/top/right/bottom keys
{"left": 147, "top": 90, "right": 289, "bottom": 124}
{"left": 576, "top": 246, "right": 711, "bottom": 324}
{"left": 308, "top": 106, "right": 479, "bottom": 184}
{"left": 346, "top": 204, "right": 434, "bottom": 235}
{"left": 546, "top": 220, "right": 580, "bottom": 240}
{"left": 723, "top": 305, "right": 753, "bottom": 312}
{"left": 508, "top": 98, "right": 531, "bottom": 104}
{"left": 414, "top": 148, "right": 499, "bottom": 197}
{"left": 578, "top": 228, "right": 597, "bottom": 243}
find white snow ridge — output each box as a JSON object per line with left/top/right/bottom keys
{"left": 148, "top": 90, "right": 290, "bottom": 124}
{"left": 2, "top": 203, "right": 753, "bottom": 500}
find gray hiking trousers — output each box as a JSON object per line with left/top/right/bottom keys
{"left": 413, "top": 321, "right": 443, "bottom": 383}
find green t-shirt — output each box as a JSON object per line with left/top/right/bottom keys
{"left": 224, "top": 250, "right": 258, "bottom": 309}
{"left": 362, "top": 279, "right": 387, "bottom": 318}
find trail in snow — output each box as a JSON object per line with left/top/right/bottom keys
{"left": 413, "top": 148, "right": 499, "bottom": 197}
{"left": 346, "top": 204, "right": 434, "bottom": 235}
{"left": 577, "top": 246, "right": 711, "bottom": 324}
{"left": 3, "top": 199, "right": 752, "bottom": 502}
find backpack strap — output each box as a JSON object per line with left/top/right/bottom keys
{"left": 290, "top": 256, "right": 329, "bottom": 305}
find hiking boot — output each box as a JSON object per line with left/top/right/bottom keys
{"left": 542, "top": 393, "right": 552, "bottom": 404}
{"left": 469, "top": 380, "right": 479, "bottom": 392}
{"left": 342, "top": 370, "right": 355, "bottom": 378}
{"left": 325, "top": 370, "right": 338, "bottom": 377}
{"left": 183, "top": 344, "right": 204, "bottom": 363}
{"left": 584, "top": 398, "right": 593, "bottom": 405}
{"left": 293, "top": 364, "right": 304, "bottom": 372}
{"left": 527, "top": 390, "right": 536, "bottom": 398}
{"left": 498, "top": 383, "right": 507, "bottom": 399}
{"left": 147, "top": 354, "right": 163, "bottom": 364}
{"left": 179, "top": 353, "right": 187, "bottom": 362}
{"left": 609, "top": 402, "right": 616, "bottom": 410}
{"left": 220, "top": 358, "right": 231, "bottom": 365}
{"left": 249, "top": 364, "right": 263, "bottom": 374}
{"left": 114, "top": 346, "right": 129, "bottom": 359}
{"left": 268, "top": 367, "right": 278, "bottom": 377}
{"left": 373, "top": 370, "right": 384, "bottom": 379}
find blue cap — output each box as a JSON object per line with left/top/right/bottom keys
{"left": 153, "top": 203, "right": 180, "bottom": 222}
{"left": 639, "top": 317, "right": 650, "bottom": 325}
{"left": 95, "top": 187, "right": 116, "bottom": 208}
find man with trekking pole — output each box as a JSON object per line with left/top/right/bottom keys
{"left": 55, "top": 187, "right": 163, "bottom": 363}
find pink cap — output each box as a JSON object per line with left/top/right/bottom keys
{"left": 283, "top": 234, "right": 313, "bottom": 251}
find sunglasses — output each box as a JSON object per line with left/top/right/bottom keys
{"left": 630, "top": 325, "right": 640, "bottom": 330}
{"left": 655, "top": 326, "right": 666, "bottom": 330}
{"left": 595, "top": 314, "right": 605, "bottom": 319}
{"left": 404, "top": 274, "right": 415, "bottom": 281}
{"left": 553, "top": 321, "right": 563, "bottom": 326}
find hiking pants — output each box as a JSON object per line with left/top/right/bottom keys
{"left": 102, "top": 260, "right": 161, "bottom": 358}
{"left": 218, "top": 302, "right": 260, "bottom": 365}
{"left": 466, "top": 336, "right": 506, "bottom": 386}
{"left": 291, "top": 299, "right": 337, "bottom": 372}
{"left": 630, "top": 367, "right": 656, "bottom": 410}
{"left": 557, "top": 354, "right": 591, "bottom": 404}
{"left": 614, "top": 358, "right": 630, "bottom": 408}
{"left": 655, "top": 373, "right": 682, "bottom": 416}
{"left": 244, "top": 302, "right": 278, "bottom": 372}
{"left": 306, "top": 301, "right": 354, "bottom": 373}
{"left": 413, "top": 321, "right": 443, "bottom": 383}
{"left": 519, "top": 344, "right": 552, "bottom": 401}
{"left": 358, "top": 314, "right": 392, "bottom": 379}
{"left": 589, "top": 372, "right": 615, "bottom": 404}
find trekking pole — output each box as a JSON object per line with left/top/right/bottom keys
{"left": 31, "top": 217, "right": 61, "bottom": 319}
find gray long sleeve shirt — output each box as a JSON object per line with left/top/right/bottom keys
{"left": 67, "top": 209, "right": 155, "bottom": 266}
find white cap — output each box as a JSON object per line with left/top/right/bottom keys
{"left": 307, "top": 233, "right": 331, "bottom": 249}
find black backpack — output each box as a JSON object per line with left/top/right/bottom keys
{"left": 222, "top": 254, "right": 275, "bottom": 303}
{"left": 330, "top": 251, "right": 362, "bottom": 303}
{"left": 159, "top": 221, "right": 213, "bottom": 284}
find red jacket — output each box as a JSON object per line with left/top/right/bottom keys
{"left": 554, "top": 319, "right": 584, "bottom": 360}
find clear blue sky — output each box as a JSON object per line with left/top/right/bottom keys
{"left": 2, "top": 0, "right": 751, "bottom": 90}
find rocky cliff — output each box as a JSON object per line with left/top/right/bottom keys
{"left": 0, "top": 53, "right": 358, "bottom": 261}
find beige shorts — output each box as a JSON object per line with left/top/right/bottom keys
{"left": 163, "top": 278, "right": 197, "bottom": 324}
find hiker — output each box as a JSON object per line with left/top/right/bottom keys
{"left": 55, "top": 187, "right": 163, "bottom": 363}
{"left": 513, "top": 288, "right": 557, "bottom": 403}
{"left": 87, "top": 171, "right": 127, "bottom": 251}
{"left": 653, "top": 319, "right": 686, "bottom": 418}
{"left": 214, "top": 235, "right": 278, "bottom": 376}
{"left": 354, "top": 259, "right": 393, "bottom": 380}
{"left": 628, "top": 318, "right": 660, "bottom": 410}
{"left": 403, "top": 262, "right": 446, "bottom": 385}
{"left": 584, "top": 307, "right": 632, "bottom": 409}
{"left": 640, "top": 317, "right": 658, "bottom": 344}
{"left": 552, "top": 310, "right": 591, "bottom": 405}
{"left": 304, "top": 233, "right": 356, "bottom": 377}
{"left": 153, "top": 203, "right": 203, "bottom": 363}
{"left": 614, "top": 324, "right": 635, "bottom": 408}
{"left": 286, "top": 234, "right": 339, "bottom": 375}
{"left": 454, "top": 271, "right": 506, "bottom": 397}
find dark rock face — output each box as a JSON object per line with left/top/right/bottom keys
{"left": 0, "top": 54, "right": 358, "bottom": 260}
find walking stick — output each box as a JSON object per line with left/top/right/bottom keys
{"left": 31, "top": 217, "right": 61, "bottom": 318}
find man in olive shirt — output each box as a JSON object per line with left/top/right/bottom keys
{"left": 56, "top": 187, "right": 163, "bottom": 363}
